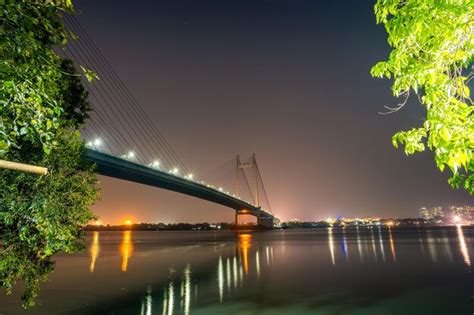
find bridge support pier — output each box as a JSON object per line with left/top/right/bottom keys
{"left": 257, "top": 214, "right": 274, "bottom": 229}
{"left": 235, "top": 209, "right": 276, "bottom": 229}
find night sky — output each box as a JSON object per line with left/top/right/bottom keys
{"left": 74, "top": 0, "right": 471, "bottom": 223}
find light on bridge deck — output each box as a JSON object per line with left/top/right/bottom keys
{"left": 169, "top": 167, "right": 179, "bottom": 175}
{"left": 184, "top": 173, "right": 194, "bottom": 180}
{"left": 122, "top": 151, "right": 136, "bottom": 161}
{"left": 86, "top": 137, "right": 103, "bottom": 149}
{"left": 148, "top": 160, "right": 161, "bottom": 170}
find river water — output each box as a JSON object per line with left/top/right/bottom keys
{"left": 1, "top": 227, "right": 473, "bottom": 314}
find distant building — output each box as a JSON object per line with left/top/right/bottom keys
{"left": 447, "top": 206, "right": 474, "bottom": 223}
{"left": 420, "top": 206, "right": 474, "bottom": 224}
{"left": 419, "top": 207, "right": 445, "bottom": 223}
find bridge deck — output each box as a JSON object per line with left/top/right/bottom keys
{"left": 83, "top": 149, "right": 274, "bottom": 221}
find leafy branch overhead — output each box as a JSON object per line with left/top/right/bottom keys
{"left": 371, "top": 0, "right": 474, "bottom": 194}
{"left": 0, "top": 0, "right": 96, "bottom": 156}
{"left": 0, "top": 1, "right": 99, "bottom": 307}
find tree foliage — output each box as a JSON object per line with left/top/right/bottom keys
{"left": 371, "top": 0, "right": 474, "bottom": 194}
{"left": 0, "top": 130, "right": 98, "bottom": 308}
{"left": 0, "top": 1, "right": 99, "bottom": 307}
{"left": 0, "top": 0, "right": 93, "bottom": 155}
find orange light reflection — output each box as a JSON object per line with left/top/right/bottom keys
{"left": 239, "top": 234, "right": 252, "bottom": 274}
{"left": 120, "top": 230, "right": 133, "bottom": 272}
{"left": 89, "top": 231, "right": 100, "bottom": 272}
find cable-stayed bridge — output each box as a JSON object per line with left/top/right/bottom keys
{"left": 63, "top": 16, "right": 279, "bottom": 227}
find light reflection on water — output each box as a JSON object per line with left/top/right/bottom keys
{"left": 1, "top": 227, "right": 474, "bottom": 314}
{"left": 457, "top": 225, "right": 471, "bottom": 266}
{"left": 120, "top": 230, "right": 133, "bottom": 272}
{"left": 89, "top": 231, "right": 100, "bottom": 273}
{"left": 388, "top": 227, "right": 396, "bottom": 262}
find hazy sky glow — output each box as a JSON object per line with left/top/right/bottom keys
{"left": 75, "top": 0, "right": 471, "bottom": 224}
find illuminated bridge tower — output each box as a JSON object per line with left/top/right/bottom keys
{"left": 235, "top": 154, "right": 275, "bottom": 228}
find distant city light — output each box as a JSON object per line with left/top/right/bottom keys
{"left": 453, "top": 215, "right": 462, "bottom": 224}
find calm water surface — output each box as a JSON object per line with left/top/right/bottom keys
{"left": 1, "top": 227, "right": 474, "bottom": 314}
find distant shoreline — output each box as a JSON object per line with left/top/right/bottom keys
{"left": 82, "top": 221, "right": 473, "bottom": 232}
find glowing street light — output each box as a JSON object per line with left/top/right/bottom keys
{"left": 122, "top": 151, "right": 136, "bottom": 160}
{"left": 86, "top": 137, "right": 103, "bottom": 149}
{"left": 184, "top": 173, "right": 194, "bottom": 180}
{"left": 169, "top": 167, "right": 179, "bottom": 175}
{"left": 93, "top": 138, "right": 102, "bottom": 147}
{"left": 148, "top": 160, "right": 161, "bottom": 170}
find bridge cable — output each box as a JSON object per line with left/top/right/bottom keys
{"left": 66, "top": 16, "right": 189, "bottom": 173}
{"left": 66, "top": 16, "right": 179, "bottom": 169}
{"left": 65, "top": 20, "right": 170, "bottom": 166}
{"left": 63, "top": 42, "right": 134, "bottom": 156}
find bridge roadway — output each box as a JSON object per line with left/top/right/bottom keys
{"left": 83, "top": 148, "right": 277, "bottom": 228}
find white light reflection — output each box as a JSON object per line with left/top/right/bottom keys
{"left": 457, "top": 225, "right": 471, "bottom": 267}
{"left": 442, "top": 235, "right": 454, "bottom": 263}
{"left": 239, "top": 263, "right": 243, "bottom": 285}
{"left": 142, "top": 286, "right": 152, "bottom": 315}
{"left": 184, "top": 265, "right": 191, "bottom": 315}
{"left": 342, "top": 228, "right": 349, "bottom": 262}
{"left": 356, "top": 227, "right": 363, "bottom": 263}
{"left": 328, "top": 228, "right": 335, "bottom": 266}
{"left": 162, "top": 288, "right": 167, "bottom": 315}
{"left": 256, "top": 251, "right": 261, "bottom": 278}
{"left": 266, "top": 246, "right": 270, "bottom": 266}
{"left": 233, "top": 257, "right": 238, "bottom": 289}
{"left": 370, "top": 228, "right": 378, "bottom": 262}
{"left": 418, "top": 230, "right": 426, "bottom": 257}
{"left": 167, "top": 282, "right": 174, "bottom": 315}
{"left": 218, "top": 257, "right": 224, "bottom": 302}
{"left": 378, "top": 227, "right": 386, "bottom": 262}
{"left": 226, "top": 258, "right": 231, "bottom": 291}
{"left": 426, "top": 231, "right": 438, "bottom": 263}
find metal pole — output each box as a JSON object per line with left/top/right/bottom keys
{"left": 0, "top": 160, "right": 48, "bottom": 175}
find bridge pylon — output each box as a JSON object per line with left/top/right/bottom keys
{"left": 236, "top": 153, "right": 260, "bottom": 207}
{"left": 234, "top": 154, "right": 275, "bottom": 228}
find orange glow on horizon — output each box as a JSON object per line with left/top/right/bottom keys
{"left": 124, "top": 220, "right": 132, "bottom": 226}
